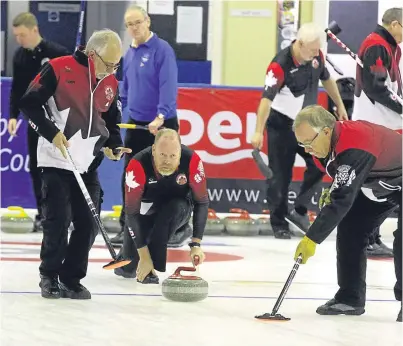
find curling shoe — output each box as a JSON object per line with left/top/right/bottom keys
{"left": 397, "top": 307, "right": 402, "bottom": 322}
{"left": 273, "top": 229, "right": 292, "bottom": 239}
{"left": 59, "top": 282, "right": 91, "bottom": 299}
{"left": 137, "top": 272, "right": 159, "bottom": 284}
{"left": 366, "top": 242, "right": 393, "bottom": 258}
{"left": 316, "top": 298, "right": 365, "bottom": 316}
{"left": 39, "top": 275, "right": 60, "bottom": 299}
{"left": 114, "top": 267, "right": 137, "bottom": 279}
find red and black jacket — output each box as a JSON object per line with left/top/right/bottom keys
{"left": 309, "top": 120, "right": 402, "bottom": 244}
{"left": 355, "top": 25, "right": 402, "bottom": 114}
{"left": 125, "top": 145, "right": 209, "bottom": 248}
{"left": 19, "top": 48, "right": 123, "bottom": 173}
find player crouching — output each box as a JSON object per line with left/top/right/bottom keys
{"left": 115, "top": 129, "right": 208, "bottom": 282}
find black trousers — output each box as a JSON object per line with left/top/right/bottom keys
{"left": 39, "top": 168, "right": 101, "bottom": 286}
{"left": 266, "top": 112, "right": 324, "bottom": 231}
{"left": 27, "top": 126, "right": 43, "bottom": 220}
{"left": 368, "top": 226, "right": 381, "bottom": 245}
{"left": 335, "top": 191, "right": 402, "bottom": 307}
{"left": 118, "top": 117, "right": 179, "bottom": 231}
{"left": 119, "top": 198, "right": 192, "bottom": 273}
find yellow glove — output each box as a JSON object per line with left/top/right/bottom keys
{"left": 319, "top": 188, "right": 331, "bottom": 210}
{"left": 294, "top": 236, "right": 317, "bottom": 264}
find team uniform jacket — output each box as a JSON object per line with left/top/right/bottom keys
{"left": 125, "top": 145, "right": 209, "bottom": 248}
{"left": 263, "top": 43, "right": 330, "bottom": 120}
{"left": 352, "top": 25, "right": 402, "bottom": 130}
{"left": 9, "top": 39, "right": 70, "bottom": 120}
{"left": 19, "top": 49, "right": 123, "bottom": 173}
{"left": 307, "top": 120, "right": 402, "bottom": 244}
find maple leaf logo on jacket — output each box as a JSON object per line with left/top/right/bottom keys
{"left": 264, "top": 70, "right": 278, "bottom": 90}
{"left": 370, "top": 57, "right": 387, "bottom": 75}
{"left": 126, "top": 171, "right": 140, "bottom": 191}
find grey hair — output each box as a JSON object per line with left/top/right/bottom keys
{"left": 382, "top": 7, "right": 402, "bottom": 25}
{"left": 85, "top": 29, "right": 122, "bottom": 56}
{"left": 125, "top": 4, "right": 149, "bottom": 19}
{"left": 293, "top": 105, "right": 336, "bottom": 133}
{"left": 297, "top": 22, "right": 324, "bottom": 44}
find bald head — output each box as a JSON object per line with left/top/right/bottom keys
{"left": 152, "top": 129, "right": 181, "bottom": 176}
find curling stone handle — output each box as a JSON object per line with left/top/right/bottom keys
{"left": 172, "top": 265, "right": 197, "bottom": 277}
{"left": 208, "top": 209, "right": 219, "bottom": 219}
{"left": 230, "top": 208, "right": 245, "bottom": 214}
{"left": 6, "top": 206, "right": 29, "bottom": 218}
{"left": 112, "top": 205, "right": 122, "bottom": 212}
{"left": 110, "top": 205, "right": 122, "bottom": 217}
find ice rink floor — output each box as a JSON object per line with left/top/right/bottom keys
{"left": 1, "top": 225, "right": 402, "bottom": 346}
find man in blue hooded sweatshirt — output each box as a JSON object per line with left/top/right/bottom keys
{"left": 113, "top": 5, "right": 191, "bottom": 278}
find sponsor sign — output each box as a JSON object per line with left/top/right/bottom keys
{"left": 1, "top": 77, "right": 330, "bottom": 212}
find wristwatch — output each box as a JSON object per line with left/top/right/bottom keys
{"left": 188, "top": 242, "right": 201, "bottom": 248}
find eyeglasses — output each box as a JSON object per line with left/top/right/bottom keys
{"left": 298, "top": 129, "right": 322, "bottom": 149}
{"left": 125, "top": 19, "right": 146, "bottom": 28}
{"left": 94, "top": 51, "right": 120, "bottom": 72}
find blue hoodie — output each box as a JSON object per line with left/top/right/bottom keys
{"left": 120, "top": 33, "right": 178, "bottom": 122}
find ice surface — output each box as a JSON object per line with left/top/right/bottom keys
{"left": 1, "top": 228, "right": 401, "bottom": 346}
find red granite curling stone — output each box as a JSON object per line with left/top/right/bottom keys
{"left": 162, "top": 256, "right": 208, "bottom": 302}
{"left": 224, "top": 208, "right": 259, "bottom": 236}
{"left": 204, "top": 208, "right": 225, "bottom": 235}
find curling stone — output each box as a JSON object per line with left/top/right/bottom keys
{"left": 102, "top": 205, "right": 122, "bottom": 233}
{"left": 162, "top": 257, "right": 208, "bottom": 302}
{"left": 204, "top": 209, "right": 225, "bottom": 235}
{"left": 257, "top": 210, "right": 273, "bottom": 236}
{"left": 1, "top": 206, "right": 33, "bottom": 233}
{"left": 224, "top": 208, "right": 260, "bottom": 236}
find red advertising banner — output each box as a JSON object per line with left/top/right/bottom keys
{"left": 177, "top": 87, "right": 330, "bottom": 182}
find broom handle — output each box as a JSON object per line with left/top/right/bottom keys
{"left": 272, "top": 255, "right": 302, "bottom": 315}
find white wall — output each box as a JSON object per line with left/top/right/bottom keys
{"left": 209, "top": 0, "right": 223, "bottom": 85}
{"left": 377, "top": 0, "right": 402, "bottom": 24}
{"left": 6, "top": 0, "right": 29, "bottom": 76}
